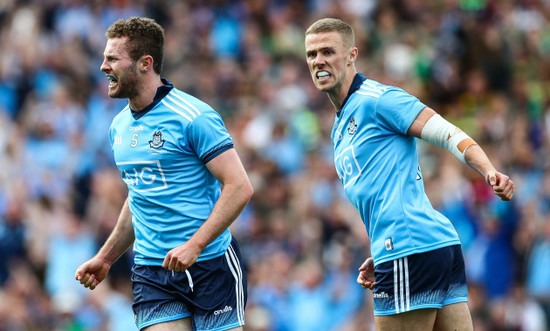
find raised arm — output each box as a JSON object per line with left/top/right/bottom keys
{"left": 408, "top": 107, "right": 514, "bottom": 201}
{"left": 162, "top": 148, "right": 253, "bottom": 272}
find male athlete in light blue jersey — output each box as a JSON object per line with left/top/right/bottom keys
{"left": 76, "top": 17, "right": 253, "bottom": 331}
{"left": 109, "top": 83, "right": 234, "bottom": 266}
{"left": 305, "top": 18, "right": 515, "bottom": 331}
{"left": 330, "top": 76, "right": 462, "bottom": 267}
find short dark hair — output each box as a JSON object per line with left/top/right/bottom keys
{"left": 106, "top": 17, "right": 165, "bottom": 75}
{"left": 305, "top": 18, "right": 355, "bottom": 49}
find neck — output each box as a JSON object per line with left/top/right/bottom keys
{"left": 328, "top": 92, "right": 344, "bottom": 111}
{"left": 327, "top": 69, "right": 357, "bottom": 112}
{"left": 129, "top": 76, "right": 164, "bottom": 111}
{"left": 327, "top": 72, "right": 357, "bottom": 112}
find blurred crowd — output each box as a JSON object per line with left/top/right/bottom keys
{"left": 1, "top": 0, "right": 549, "bottom": 330}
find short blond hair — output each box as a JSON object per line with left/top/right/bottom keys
{"left": 305, "top": 18, "right": 355, "bottom": 49}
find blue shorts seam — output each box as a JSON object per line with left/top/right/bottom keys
{"left": 138, "top": 314, "right": 191, "bottom": 330}
{"left": 443, "top": 297, "right": 468, "bottom": 306}
{"left": 196, "top": 321, "right": 242, "bottom": 331}
{"left": 374, "top": 304, "right": 443, "bottom": 316}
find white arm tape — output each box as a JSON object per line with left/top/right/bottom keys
{"left": 420, "top": 114, "right": 477, "bottom": 164}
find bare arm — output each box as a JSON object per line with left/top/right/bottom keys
{"left": 162, "top": 148, "right": 253, "bottom": 272}
{"left": 408, "top": 107, "right": 514, "bottom": 201}
{"left": 95, "top": 198, "right": 135, "bottom": 264}
{"left": 75, "top": 198, "right": 135, "bottom": 289}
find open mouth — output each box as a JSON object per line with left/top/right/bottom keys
{"left": 316, "top": 70, "right": 331, "bottom": 80}
{"left": 107, "top": 75, "right": 118, "bottom": 87}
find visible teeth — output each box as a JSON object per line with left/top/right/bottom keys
{"left": 317, "top": 71, "right": 330, "bottom": 78}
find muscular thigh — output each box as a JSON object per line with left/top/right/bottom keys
{"left": 143, "top": 319, "right": 244, "bottom": 331}
{"left": 375, "top": 308, "right": 437, "bottom": 331}
{"left": 143, "top": 317, "right": 192, "bottom": 331}
{"left": 433, "top": 302, "right": 473, "bottom": 331}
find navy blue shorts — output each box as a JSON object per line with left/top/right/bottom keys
{"left": 372, "top": 245, "right": 468, "bottom": 316}
{"left": 132, "top": 237, "right": 247, "bottom": 330}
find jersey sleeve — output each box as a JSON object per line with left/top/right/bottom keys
{"left": 374, "top": 88, "right": 426, "bottom": 135}
{"left": 187, "top": 110, "right": 233, "bottom": 163}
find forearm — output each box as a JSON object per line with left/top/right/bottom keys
{"left": 410, "top": 107, "right": 514, "bottom": 200}
{"left": 96, "top": 198, "right": 135, "bottom": 266}
{"left": 463, "top": 145, "right": 497, "bottom": 180}
{"left": 189, "top": 180, "right": 252, "bottom": 251}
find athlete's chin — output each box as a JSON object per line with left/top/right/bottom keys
{"left": 108, "top": 88, "right": 126, "bottom": 99}
{"left": 315, "top": 82, "right": 335, "bottom": 93}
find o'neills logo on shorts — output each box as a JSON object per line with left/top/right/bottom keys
{"left": 373, "top": 292, "right": 390, "bottom": 299}
{"left": 214, "top": 305, "right": 233, "bottom": 315}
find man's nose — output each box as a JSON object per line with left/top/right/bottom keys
{"left": 313, "top": 54, "right": 325, "bottom": 66}
{"left": 100, "top": 59, "right": 108, "bottom": 72}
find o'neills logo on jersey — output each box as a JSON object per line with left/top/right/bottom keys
{"left": 149, "top": 131, "right": 165, "bottom": 149}
{"left": 214, "top": 305, "right": 233, "bottom": 315}
{"left": 129, "top": 125, "right": 144, "bottom": 131}
{"left": 373, "top": 292, "right": 390, "bottom": 299}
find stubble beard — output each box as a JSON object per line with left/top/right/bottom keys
{"left": 108, "top": 63, "right": 141, "bottom": 100}
{"left": 318, "top": 79, "right": 339, "bottom": 97}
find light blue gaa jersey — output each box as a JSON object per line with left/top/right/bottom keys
{"left": 332, "top": 74, "right": 461, "bottom": 266}
{"left": 109, "top": 80, "right": 233, "bottom": 266}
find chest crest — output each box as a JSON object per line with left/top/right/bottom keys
{"left": 347, "top": 117, "right": 357, "bottom": 135}
{"left": 149, "top": 131, "right": 166, "bottom": 149}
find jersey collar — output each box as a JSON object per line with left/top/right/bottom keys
{"left": 131, "top": 78, "right": 174, "bottom": 120}
{"left": 336, "top": 73, "right": 367, "bottom": 117}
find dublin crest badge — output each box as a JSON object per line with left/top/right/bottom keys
{"left": 347, "top": 117, "right": 357, "bottom": 135}
{"left": 149, "top": 131, "right": 165, "bottom": 149}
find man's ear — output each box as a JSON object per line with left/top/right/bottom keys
{"left": 348, "top": 47, "right": 358, "bottom": 65}
{"left": 139, "top": 55, "right": 154, "bottom": 72}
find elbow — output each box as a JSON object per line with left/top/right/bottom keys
{"left": 242, "top": 179, "right": 254, "bottom": 202}
{"left": 223, "top": 175, "right": 254, "bottom": 206}
{"left": 228, "top": 177, "right": 253, "bottom": 205}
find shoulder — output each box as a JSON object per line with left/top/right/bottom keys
{"left": 345, "top": 79, "right": 396, "bottom": 117}
{"left": 355, "top": 79, "right": 414, "bottom": 101}
{"left": 372, "top": 82, "right": 421, "bottom": 112}
{"left": 160, "top": 88, "right": 217, "bottom": 123}
{"left": 350, "top": 79, "right": 409, "bottom": 111}
{"left": 370, "top": 82, "right": 425, "bottom": 133}
{"left": 110, "top": 105, "right": 131, "bottom": 127}
{"left": 344, "top": 79, "right": 388, "bottom": 115}
{"left": 355, "top": 79, "right": 390, "bottom": 100}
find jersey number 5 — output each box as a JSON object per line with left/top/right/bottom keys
{"left": 131, "top": 133, "right": 139, "bottom": 147}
